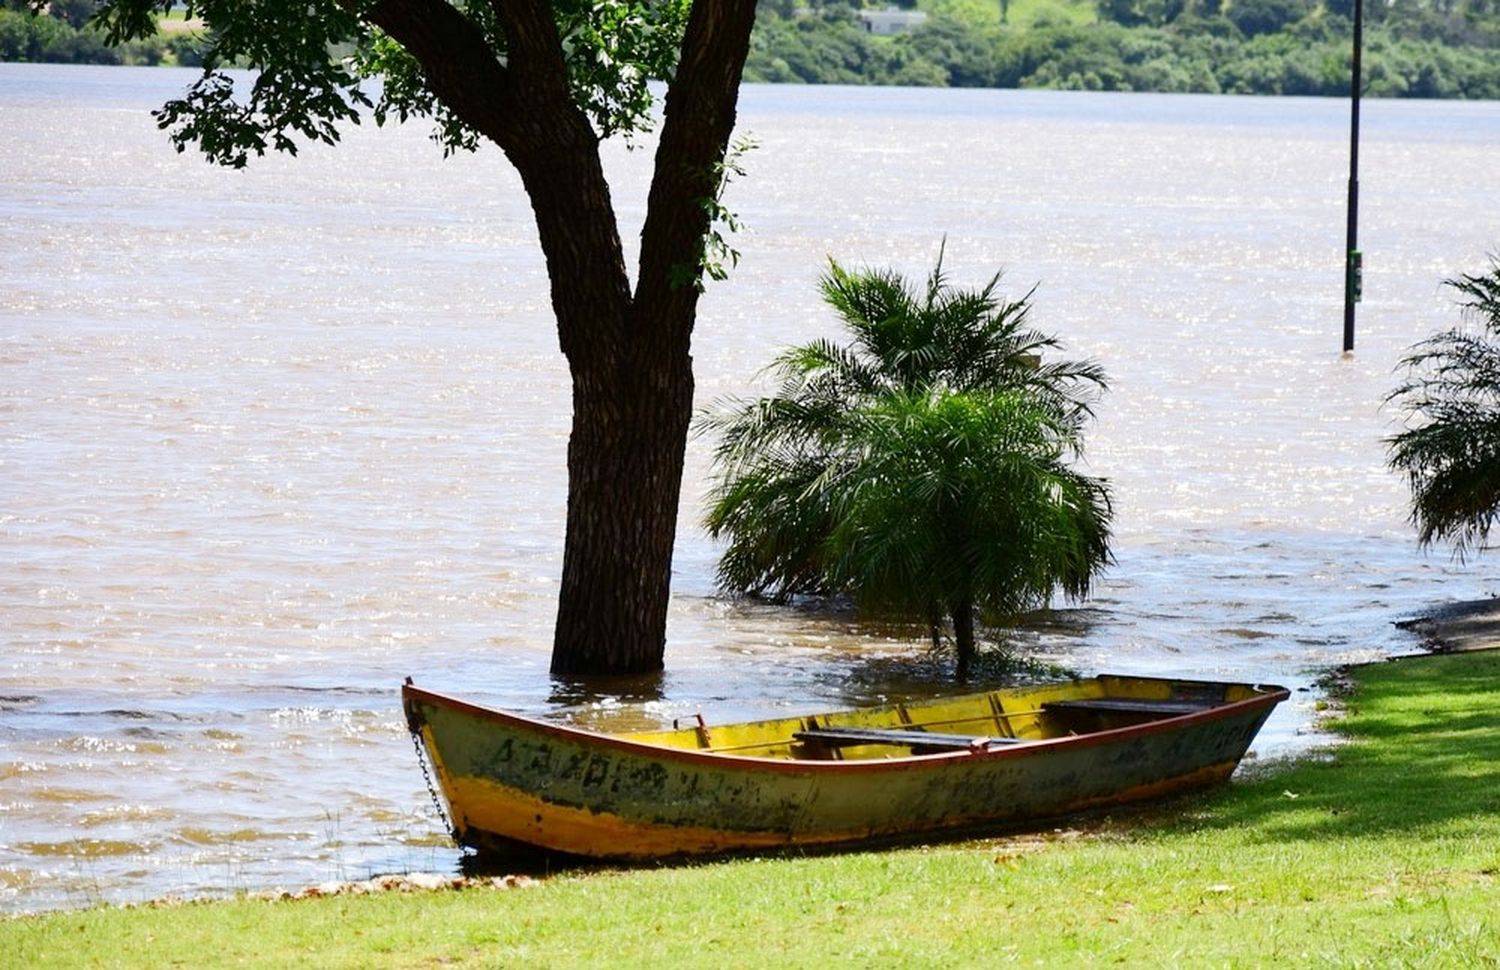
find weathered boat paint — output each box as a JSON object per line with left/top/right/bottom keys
{"left": 403, "top": 675, "right": 1287, "bottom": 860}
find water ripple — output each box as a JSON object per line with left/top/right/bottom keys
{"left": 2, "top": 65, "right": 1496, "bottom": 914}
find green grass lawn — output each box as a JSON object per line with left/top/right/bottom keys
{"left": 6, "top": 652, "right": 1497, "bottom": 968}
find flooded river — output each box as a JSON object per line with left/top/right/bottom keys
{"left": 2, "top": 64, "right": 1497, "bottom": 912}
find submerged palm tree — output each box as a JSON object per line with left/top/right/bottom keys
{"left": 1387, "top": 261, "right": 1500, "bottom": 556}
{"left": 703, "top": 253, "right": 1112, "bottom": 675}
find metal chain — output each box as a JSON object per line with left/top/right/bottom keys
{"left": 408, "top": 722, "right": 455, "bottom": 839}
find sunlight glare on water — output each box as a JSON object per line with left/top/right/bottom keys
{"left": 2, "top": 65, "right": 1497, "bottom": 912}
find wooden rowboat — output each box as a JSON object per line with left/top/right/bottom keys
{"left": 402, "top": 674, "right": 1287, "bottom": 860}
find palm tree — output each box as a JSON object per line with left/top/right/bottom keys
{"left": 777, "top": 252, "right": 1106, "bottom": 417}
{"left": 1387, "top": 260, "right": 1500, "bottom": 557}
{"left": 703, "top": 253, "right": 1113, "bottom": 675}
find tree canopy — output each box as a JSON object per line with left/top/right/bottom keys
{"left": 82, "top": 0, "right": 693, "bottom": 162}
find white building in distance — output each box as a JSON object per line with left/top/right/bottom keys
{"left": 857, "top": 9, "right": 929, "bottom": 35}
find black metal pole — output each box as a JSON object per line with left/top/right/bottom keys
{"left": 1343, "top": 0, "right": 1364, "bottom": 353}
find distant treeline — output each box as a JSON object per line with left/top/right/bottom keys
{"left": 748, "top": 0, "right": 1500, "bottom": 97}
{"left": 4, "top": 0, "right": 1499, "bottom": 99}
{"left": 0, "top": 0, "right": 203, "bottom": 65}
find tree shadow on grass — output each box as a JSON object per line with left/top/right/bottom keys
{"left": 1142, "top": 652, "right": 1500, "bottom": 845}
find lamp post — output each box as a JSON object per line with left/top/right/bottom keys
{"left": 1343, "top": 0, "right": 1364, "bottom": 353}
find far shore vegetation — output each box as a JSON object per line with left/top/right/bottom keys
{"left": 748, "top": 0, "right": 1500, "bottom": 98}
{"left": 5, "top": 0, "right": 1500, "bottom": 99}
{"left": 6, "top": 650, "right": 1496, "bottom": 966}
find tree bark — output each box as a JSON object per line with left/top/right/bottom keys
{"left": 552, "top": 1, "right": 760, "bottom": 674}
{"left": 550, "top": 346, "right": 696, "bottom": 674}
{"left": 368, "top": 0, "right": 758, "bottom": 675}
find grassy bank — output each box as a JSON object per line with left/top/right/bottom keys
{"left": 6, "top": 652, "right": 1498, "bottom": 967}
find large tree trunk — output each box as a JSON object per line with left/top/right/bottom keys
{"left": 371, "top": 0, "right": 758, "bottom": 676}
{"left": 548, "top": 1, "right": 759, "bottom": 675}
{"left": 550, "top": 345, "right": 695, "bottom": 674}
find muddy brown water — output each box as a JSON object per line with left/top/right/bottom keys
{"left": 3, "top": 64, "right": 1497, "bottom": 912}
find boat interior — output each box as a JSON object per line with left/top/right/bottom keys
{"left": 619, "top": 675, "right": 1263, "bottom": 761}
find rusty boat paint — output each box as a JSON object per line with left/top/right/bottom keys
{"left": 401, "top": 675, "right": 1288, "bottom": 860}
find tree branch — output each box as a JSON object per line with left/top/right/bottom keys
{"left": 634, "top": 0, "right": 759, "bottom": 335}
{"left": 362, "top": 0, "right": 515, "bottom": 150}
{"left": 368, "top": 0, "right": 632, "bottom": 367}
{"left": 485, "top": 0, "right": 575, "bottom": 107}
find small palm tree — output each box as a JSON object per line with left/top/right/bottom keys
{"left": 771, "top": 252, "right": 1106, "bottom": 420}
{"left": 1387, "top": 260, "right": 1500, "bottom": 556}
{"left": 703, "top": 253, "right": 1113, "bottom": 675}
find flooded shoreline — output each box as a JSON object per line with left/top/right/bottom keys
{"left": 4, "top": 64, "right": 1498, "bottom": 913}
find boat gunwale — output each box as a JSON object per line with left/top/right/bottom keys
{"left": 402, "top": 678, "right": 1291, "bottom": 776}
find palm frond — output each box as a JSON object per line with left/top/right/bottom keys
{"left": 1386, "top": 257, "right": 1500, "bottom": 557}
{"left": 701, "top": 247, "right": 1114, "bottom": 646}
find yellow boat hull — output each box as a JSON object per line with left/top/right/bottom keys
{"left": 402, "top": 674, "right": 1287, "bottom": 860}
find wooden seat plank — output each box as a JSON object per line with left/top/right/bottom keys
{"left": 1042, "top": 698, "right": 1213, "bottom": 716}
{"left": 793, "top": 727, "right": 1026, "bottom": 750}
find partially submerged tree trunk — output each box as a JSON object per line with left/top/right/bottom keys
{"left": 552, "top": 344, "right": 696, "bottom": 673}
{"left": 548, "top": 4, "right": 758, "bottom": 674}
{"left": 373, "top": 0, "right": 757, "bottom": 675}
